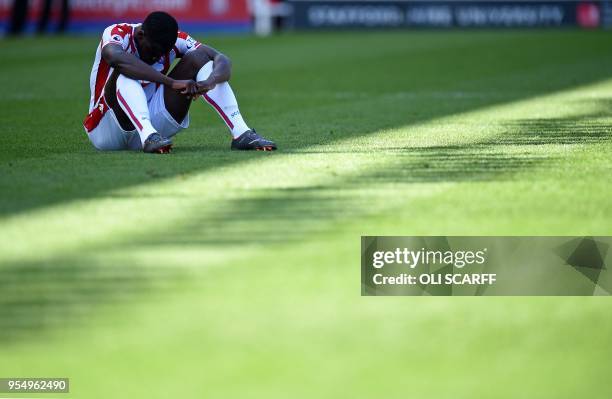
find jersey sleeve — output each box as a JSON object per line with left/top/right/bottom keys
{"left": 101, "top": 24, "right": 131, "bottom": 51}
{"left": 174, "top": 31, "right": 202, "bottom": 58}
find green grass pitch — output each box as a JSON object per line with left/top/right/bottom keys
{"left": 1, "top": 30, "right": 612, "bottom": 398}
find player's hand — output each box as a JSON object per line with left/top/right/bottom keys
{"left": 171, "top": 79, "right": 198, "bottom": 96}
{"left": 186, "top": 79, "right": 217, "bottom": 102}
{"left": 196, "top": 79, "right": 217, "bottom": 94}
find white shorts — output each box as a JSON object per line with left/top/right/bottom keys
{"left": 87, "top": 85, "right": 189, "bottom": 151}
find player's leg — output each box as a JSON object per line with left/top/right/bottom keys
{"left": 86, "top": 108, "right": 138, "bottom": 151}
{"left": 164, "top": 58, "right": 243, "bottom": 132}
{"left": 147, "top": 84, "right": 190, "bottom": 140}
{"left": 104, "top": 71, "right": 173, "bottom": 153}
{"left": 165, "top": 52, "right": 276, "bottom": 150}
{"left": 161, "top": 54, "right": 197, "bottom": 125}
{"left": 103, "top": 71, "right": 137, "bottom": 131}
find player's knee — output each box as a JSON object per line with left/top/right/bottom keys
{"left": 116, "top": 74, "right": 141, "bottom": 91}
{"left": 196, "top": 60, "right": 214, "bottom": 81}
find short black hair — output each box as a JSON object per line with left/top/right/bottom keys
{"left": 142, "top": 11, "right": 178, "bottom": 52}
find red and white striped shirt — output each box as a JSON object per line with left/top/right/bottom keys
{"left": 84, "top": 23, "right": 202, "bottom": 132}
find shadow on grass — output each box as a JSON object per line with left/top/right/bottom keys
{"left": 2, "top": 34, "right": 612, "bottom": 217}
{"left": 0, "top": 258, "right": 199, "bottom": 342}
{"left": 1, "top": 111, "right": 611, "bottom": 342}
{"left": 171, "top": 113, "right": 612, "bottom": 244}
{"left": 360, "top": 113, "right": 612, "bottom": 182}
{"left": 2, "top": 31, "right": 612, "bottom": 341}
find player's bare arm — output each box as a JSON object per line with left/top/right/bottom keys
{"left": 101, "top": 43, "right": 197, "bottom": 95}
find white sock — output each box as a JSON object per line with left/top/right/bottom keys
{"left": 197, "top": 62, "right": 250, "bottom": 139}
{"left": 115, "top": 74, "right": 157, "bottom": 145}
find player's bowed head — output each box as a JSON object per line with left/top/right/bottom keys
{"left": 100, "top": 11, "right": 198, "bottom": 96}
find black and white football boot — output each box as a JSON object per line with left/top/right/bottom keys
{"left": 143, "top": 133, "right": 173, "bottom": 154}
{"left": 231, "top": 129, "right": 277, "bottom": 151}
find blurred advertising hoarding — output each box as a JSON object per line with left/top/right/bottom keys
{"left": 0, "top": 0, "right": 251, "bottom": 33}
{"left": 287, "top": 0, "right": 608, "bottom": 29}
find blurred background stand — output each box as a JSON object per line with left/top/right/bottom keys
{"left": 250, "top": 0, "right": 292, "bottom": 36}
{"left": 37, "top": 0, "right": 70, "bottom": 34}
{"left": 8, "top": 0, "right": 28, "bottom": 35}
{"left": 7, "top": 0, "right": 71, "bottom": 36}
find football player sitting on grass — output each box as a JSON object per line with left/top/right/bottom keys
{"left": 83, "top": 11, "right": 277, "bottom": 153}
